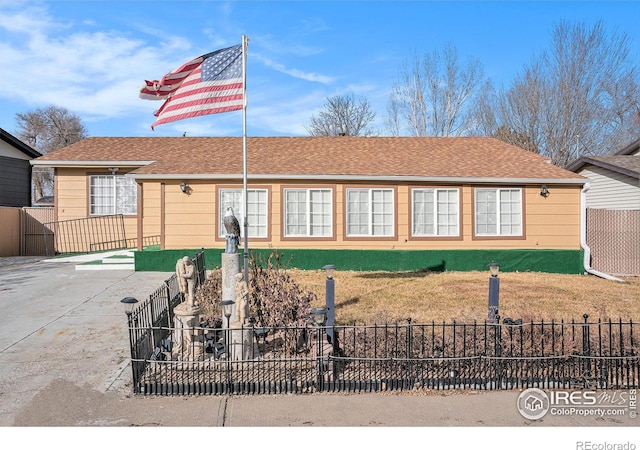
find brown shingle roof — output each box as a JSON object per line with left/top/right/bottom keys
{"left": 34, "top": 136, "right": 584, "bottom": 181}
{"left": 569, "top": 155, "right": 640, "bottom": 180}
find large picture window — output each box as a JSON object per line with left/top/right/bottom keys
{"left": 284, "top": 188, "right": 332, "bottom": 237}
{"left": 346, "top": 188, "right": 394, "bottom": 237}
{"left": 218, "top": 188, "right": 268, "bottom": 238}
{"left": 475, "top": 188, "right": 522, "bottom": 236}
{"left": 90, "top": 175, "right": 137, "bottom": 215}
{"left": 412, "top": 188, "right": 459, "bottom": 236}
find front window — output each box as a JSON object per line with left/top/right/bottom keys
{"left": 90, "top": 175, "right": 137, "bottom": 215}
{"left": 218, "top": 188, "right": 268, "bottom": 238}
{"left": 412, "top": 188, "right": 459, "bottom": 236}
{"left": 475, "top": 188, "right": 522, "bottom": 236}
{"left": 346, "top": 188, "right": 394, "bottom": 237}
{"left": 284, "top": 188, "right": 332, "bottom": 237}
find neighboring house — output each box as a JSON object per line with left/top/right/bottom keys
{"left": 567, "top": 138, "right": 640, "bottom": 276}
{"left": 567, "top": 139, "right": 640, "bottom": 210}
{"left": 31, "top": 136, "right": 589, "bottom": 273}
{"left": 0, "top": 127, "right": 41, "bottom": 207}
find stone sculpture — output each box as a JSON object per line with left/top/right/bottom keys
{"left": 176, "top": 256, "right": 196, "bottom": 308}
{"left": 234, "top": 272, "right": 249, "bottom": 325}
{"left": 223, "top": 206, "right": 241, "bottom": 254}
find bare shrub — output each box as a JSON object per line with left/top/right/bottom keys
{"left": 249, "top": 250, "right": 317, "bottom": 355}
{"left": 194, "top": 267, "right": 223, "bottom": 327}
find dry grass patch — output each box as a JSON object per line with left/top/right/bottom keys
{"left": 288, "top": 269, "right": 640, "bottom": 324}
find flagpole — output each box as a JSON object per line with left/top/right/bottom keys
{"left": 242, "top": 35, "right": 249, "bottom": 285}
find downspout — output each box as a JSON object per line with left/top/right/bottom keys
{"left": 580, "top": 181, "right": 625, "bottom": 282}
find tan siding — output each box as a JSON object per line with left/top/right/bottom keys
{"left": 54, "top": 172, "right": 583, "bottom": 251}
{"left": 55, "top": 168, "right": 88, "bottom": 221}
{"left": 163, "top": 181, "right": 216, "bottom": 249}
{"left": 141, "top": 182, "right": 162, "bottom": 239}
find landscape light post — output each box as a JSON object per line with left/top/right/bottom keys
{"left": 487, "top": 263, "right": 500, "bottom": 323}
{"left": 120, "top": 297, "right": 138, "bottom": 388}
{"left": 311, "top": 306, "right": 327, "bottom": 389}
{"left": 221, "top": 300, "right": 235, "bottom": 393}
{"left": 322, "top": 264, "right": 336, "bottom": 353}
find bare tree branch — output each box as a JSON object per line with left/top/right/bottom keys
{"left": 474, "top": 21, "right": 640, "bottom": 167}
{"left": 15, "top": 105, "right": 87, "bottom": 200}
{"left": 306, "top": 94, "right": 377, "bottom": 136}
{"left": 388, "top": 44, "right": 486, "bottom": 136}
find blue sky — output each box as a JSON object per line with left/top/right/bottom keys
{"left": 1, "top": 0, "right": 639, "bottom": 139}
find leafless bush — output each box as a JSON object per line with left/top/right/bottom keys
{"left": 195, "top": 267, "right": 223, "bottom": 327}
{"left": 249, "top": 250, "right": 317, "bottom": 355}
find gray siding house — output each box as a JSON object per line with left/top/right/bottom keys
{"left": 567, "top": 139, "right": 640, "bottom": 210}
{"left": 568, "top": 139, "right": 640, "bottom": 276}
{"left": 0, "top": 128, "right": 41, "bottom": 207}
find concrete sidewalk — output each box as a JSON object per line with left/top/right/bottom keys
{"left": 0, "top": 256, "right": 638, "bottom": 434}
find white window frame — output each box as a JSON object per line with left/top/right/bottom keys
{"left": 474, "top": 188, "right": 523, "bottom": 237}
{"left": 89, "top": 174, "right": 137, "bottom": 215}
{"left": 218, "top": 188, "right": 268, "bottom": 238}
{"left": 283, "top": 188, "right": 333, "bottom": 238}
{"left": 412, "top": 188, "right": 460, "bottom": 237}
{"left": 346, "top": 188, "right": 394, "bottom": 237}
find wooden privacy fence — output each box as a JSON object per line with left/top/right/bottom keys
{"left": 20, "top": 207, "right": 55, "bottom": 256}
{"left": 587, "top": 209, "right": 640, "bottom": 276}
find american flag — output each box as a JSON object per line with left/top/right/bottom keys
{"left": 140, "top": 44, "right": 244, "bottom": 129}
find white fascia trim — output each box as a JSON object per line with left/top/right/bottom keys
{"left": 130, "top": 173, "right": 587, "bottom": 184}
{"left": 30, "top": 160, "right": 154, "bottom": 167}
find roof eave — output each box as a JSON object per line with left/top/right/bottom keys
{"left": 1, "top": 128, "right": 41, "bottom": 158}
{"left": 569, "top": 158, "right": 640, "bottom": 180}
{"left": 30, "top": 160, "right": 155, "bottom": 167}
{"left": 615, "top": 138, "right": 640, "bottom": 156}
{"left": 129, "top": 173, "right": 587, "bottom": 185}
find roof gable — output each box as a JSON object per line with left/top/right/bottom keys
{"left": 0, "top": 128, "right": 41, "bottom": 159}
{"left": 615, "top": 138, "right": 640, "bottom": 156}
{"left": 33, "top": 136, "right": 584, "bottom": 182}
{"left": 568, "top": 155, "right": 640, "bottom": 180}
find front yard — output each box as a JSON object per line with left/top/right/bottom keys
{"left": 290, "top": 269, "right": 640, "bottom": 324}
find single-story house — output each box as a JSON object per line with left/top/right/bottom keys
{"left": 0, "top": 127, "right": 41, "bottom": 207}
{"left": 567, "top": 138, "right": 640, "bottom": 276}
{"left": 31, "top": 136, "right": 592, "bottom": 273}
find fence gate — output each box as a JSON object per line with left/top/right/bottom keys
{"left": 587, "top": 208, "right": 640, "bottom": 276}
{"left": 20, "top": 207, "right": 55, "bottom": 256}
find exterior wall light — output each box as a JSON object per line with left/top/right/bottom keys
{"left": 180, "top": 181, "right": 188, "bottom": 193}
{"left": 540, "top": 185, "right": 549, "bottom": 198}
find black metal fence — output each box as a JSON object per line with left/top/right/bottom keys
{"left": 44, "top": 214, "right": 127, "bottom": 255}
{"left": 126, "top": 253, "right": 639, "bottom": 395}
{"left": 43, "top": 214, "right": 161, "bottom": 255}
{"left": 127, "top": 250, "right": 206, "bottom": 389}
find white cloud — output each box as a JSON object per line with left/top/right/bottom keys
{"left": 0, "top": 3, "right": 209, "bottom": 124}
{"left": 253, "top": 54, "right": 336, "bottom": 84}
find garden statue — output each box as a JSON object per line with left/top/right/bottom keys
{"left": 234, "top": 272, "right": 249, "bottom": 325}
{"left": 223, "top": 206, "right": 241, "bottom": 254}
{"left": 176, "top": 256, "right": 196, "bottom": 308}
